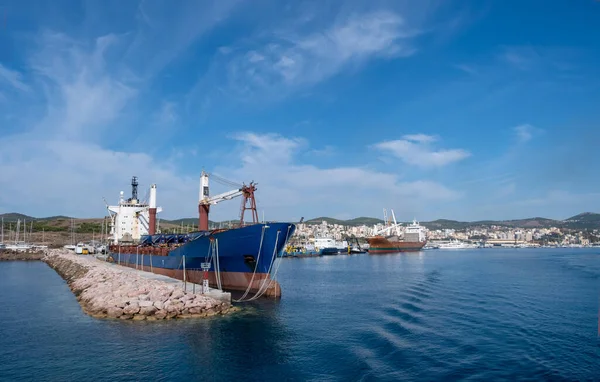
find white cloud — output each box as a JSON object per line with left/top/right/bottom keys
{"left": 124, "top": 0, "right": 240, "bottom": 78}
{"left": 0, "top": 64, "right": 30, "bottom": 92}
{"left": 29, "top": 32, "right": 136, "bottom": 140}
{"left": 225, "top": 10, "right": 418, "bottom": 97}
{"left": 0, "top": 31, "right": 195, "bottom": 218}
{"left": 454, "top": 64, "right": 478, "bottom": 76}
{"left": 157, "top": 101, "right": 178, "bottom": 126}
{"left": 496, "top": 182, "right": 516, "bottom": 198}
{"left": 401, "top": 134, "right": 437, "bottom": 143}
{"left": 0, "top": 134, "right": 197, "bottom": 218}
{"left": 308, "top": 145, "right": 336, "bottom": 157}
{"left": 210, "top": 132, "right": 461, "bottom": 221}
{"left": 374, "top": 134, "right": 470, "bottom": 167}
{"left": 514, "top": 124, "right": 542, "bottom": 143}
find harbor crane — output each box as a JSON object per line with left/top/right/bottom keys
{"left": 198, "top": 171, "right": 259, "bottom": 231}
{"left": 374, "top": 208, "right": 402, "bottom": 236}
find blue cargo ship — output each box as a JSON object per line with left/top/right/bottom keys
{"left": 106, "top": 175, "right": 296, "bottom": 298}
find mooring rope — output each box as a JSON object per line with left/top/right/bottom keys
{"left": 215, "top": 238, "right": 222, "bottom": 291}
{"left": 244, "top": 231, "right": 281, "bottom": 301}
{"left": 232, "top": 225, "right": 267, "bottom": 303}
{"left": 244, "top": 224, "right": 292, "bottom": 301}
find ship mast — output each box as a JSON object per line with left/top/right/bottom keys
{"left": 130, "top": 176, "right": 138, "bottom": 202}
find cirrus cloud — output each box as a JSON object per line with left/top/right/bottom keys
{"left": 374, "top": 134, "right": 471, "bottom": 168}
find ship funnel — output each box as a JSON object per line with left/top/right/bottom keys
{"left": 149, "top": 184, "right": 157, "bottom": 208}
{"left": 149, "top": 184, "right": 157, "bottom": 235}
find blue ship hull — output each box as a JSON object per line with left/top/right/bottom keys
{"left": 109, "top": 222, "right": 296, "bottom": 297}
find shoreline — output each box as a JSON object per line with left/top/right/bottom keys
{"left": 0, "top": 250, "right": 44, "bottom": 261}
{"left": 7, "top": 249, "right": 235, "bottom": 321}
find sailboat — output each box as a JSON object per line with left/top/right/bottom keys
{"left": 63, "top": 218, "right": 77, "bottom": 250}
{"left": 4, "top": 219, "right": 34, "bottom": 252}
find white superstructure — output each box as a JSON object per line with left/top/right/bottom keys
{"left": 404, "top": 219, "right": 427, "bottom": 242}
{"left": 313, "top": 237, "right": 349, "bottom": 250}
{"left": 107, "top": 177, "right": 162, "bottom": 244}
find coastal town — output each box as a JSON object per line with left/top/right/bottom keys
{"left": 292, "top": 219, "right": 600, "bottom": 248}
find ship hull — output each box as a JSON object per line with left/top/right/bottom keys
{"left": 367, "top": 236, "right": 426, "bottom": 254}
{"left": 108, "top": 222, "right": 295, "bottom": 298}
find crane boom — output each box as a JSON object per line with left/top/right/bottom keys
{"left": 202, "top": 188, "right": 243, "bottom": 205}
{"left": 197, "top": 171, "right": 260, "bottom": 230}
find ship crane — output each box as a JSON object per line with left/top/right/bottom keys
{"left": 374, "top": 208, "right": 402, "bottom": 236}
{"left": 198, "top": 171, "right": 259, "bottom": 231}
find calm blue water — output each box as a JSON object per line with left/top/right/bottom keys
{"left": 0, "top": 249, "right": 598, "bottom": 381}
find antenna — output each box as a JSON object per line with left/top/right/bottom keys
{"left": 131, "top": 176, "right": 138, "bottom": 200}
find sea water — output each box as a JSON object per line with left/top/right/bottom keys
{"left": 0, "top": 248, "right": 598, "bottom": 381}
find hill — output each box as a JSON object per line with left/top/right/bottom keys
{"left": 161, "top": 218, "right": 201, "bottom": 226}
{"left": 2, "top": 212, "right": 600, "bottom": 232}
{"left": 562, "top": 212, "right": 600, "bottom": 229}
{"left": 304, "top": 217, "right": 384, "bottom": 226}
{"left": 421, "top": 219, "right": 470, "bottom": 230}
{"left": 38, "top": 215, "right": 72, "bottom": 221}
{"left": 346, "top": 217, "right": 385, "bottom": 225}
{"left": 0, "top": 212, "right": 35, "bottom": 221}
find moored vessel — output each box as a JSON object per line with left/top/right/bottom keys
{"left": 367, "top": 209, "right": 427, "bottom": 254}
{"left": 106, "top": 173, "right": 295, "bottom": 299}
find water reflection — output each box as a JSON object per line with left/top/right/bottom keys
{"left": 184, "top": 302, "right": 305, "bottom": 381}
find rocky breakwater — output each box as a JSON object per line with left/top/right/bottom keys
{"left": 0, "top": 250, "right": 44, "bottom": 261}
{"left": 43, "top": 249, "right": 234, "bottom": 320}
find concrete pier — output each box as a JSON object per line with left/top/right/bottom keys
{"left": 43, "top": 249, "right": 235, "bottom": 320}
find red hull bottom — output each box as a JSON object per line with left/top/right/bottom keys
{"left": 369, "top": 248, "right": 424, "bottom": 254}
{"left": 116, "top": 262, "right": 281, "bottom": 298}
{"left": 367, "top": 236, "right": 427, "bottom": 254}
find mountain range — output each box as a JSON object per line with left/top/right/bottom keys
{"left": 305, "top": 213, "right": 600, "bottom": 230}
{"left": 1, "top": 212, "right": 599, "bottom": 230}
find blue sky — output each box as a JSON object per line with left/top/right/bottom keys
{"left": 0, "top": 0, "right": 599, "bottom": 222}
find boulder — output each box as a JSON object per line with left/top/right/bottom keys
{"left": 107, "top": 307, "right": 123, "bottom": 318}
{"left": 140, "top": 305, "right": 157, "bottom": 315}
{"left": 123, "top": 303, "right": 140, "bottom": 315}
{"left": 171, "top": 289, "right": 185, "bottom": 300}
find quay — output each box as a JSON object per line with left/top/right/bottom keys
{"left": 42, "top": 249, "right": 234, "bottom": 320}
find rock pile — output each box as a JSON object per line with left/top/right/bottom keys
{"left": 0, "top": 250, "right": 44, "bottom": 261}
{"left": 43, "top": 249, "right": 234, "bottom": 320}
